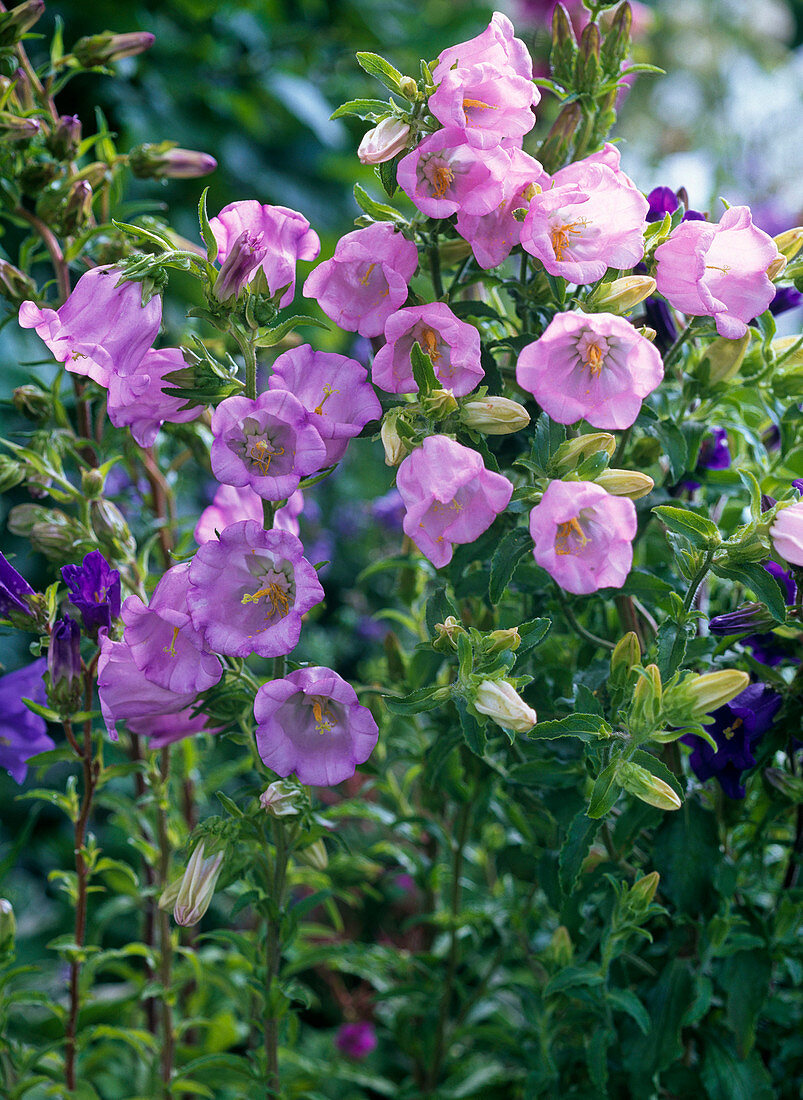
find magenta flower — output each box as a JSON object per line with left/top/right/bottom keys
{"left": 654, "top": 205, "right": 782, "bottom": 339}
{"left": 303, "top": 222, "right": 418, "bottom": 338}
{"left": 209, "top": 201, "right": 321, "bottom": 308}
{"left": 97, "top": 635, "right": 197, "bottom": 742}
{"left": 396, "top": 436, "right": 513, "bottom": 568}
{"left": 268, "top": 344, "right": 382, "bottom": 465}
{"left": 335, "top": 1021, "right": 378, "bottom": 1061}
{"left": 529, "top": 480, "right": 636, "bottom": 594}
{"left": 521, "top": 153, "right": 648, "bottom": 283}
{"left": 433, "top": 12, "right": 533, "bottom": 82}
{"left": 254, "top": 666, "right": 379, "bottom": 786}
{"left": 372, "top": 303, "right": 483, "bottom": 396}
{"left": 212, "top": 230, "right": 269, "bottom": 302}
{"left": 397, "top": 129, "right": 510, "bottom": 220}
{"left": 210, "top": 390, "right": 326, "bottom": 501}
{"left": 428, "top": 61, "right": 538, "bottom": 149}
{"left": 62, "top": 550, "right": 121, "bottom": 636}
{"left": 0, "top": 659, "right": 54, "bottom": 783}
{"left": 516, "top": 311, "right": 663, "bottom": 429}
{"left": 456, "top": 148, "right": 549, "bottom": 269}
{"left": 122, "top": 564, "right": 222, "bottom": 694}
{"left": 18, "top": 266, "right": 162, "bottom": 387}
{"left": 107, "top": 348, "right": 203, "bottom": 447}
{"left": 187, "top": 520, "right": 324, "bottom": 659}
{"left": 194, "top": 484, "right": 304, "bottom": 543}
{"left": 770, "top": 501, "right": 803, "bottom": 567}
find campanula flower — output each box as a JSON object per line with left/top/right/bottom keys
{"left": 432, "top": 12, "right": 533, "bottom": 82}
{"left": 372, "top": 303, "right": 483, "bottom": 396}
{"left": 106, "top": 347, "right": 204, "bottom": 448}
{"left": 335, "top": 1021, "right": 378, "bottom": 1061}
{"left": 428, "top": 61, "right": 538, "bottom": 149}
{"left": 770, "top": 500, "right": 803, "bottom": 566}
{"left": 0, "top": 552, "right": 36, "bottom": 624}
{"left": 0, "top": 660, "right": 54, "bottom": 783}
{"left": 62, "top": 550, "right": 121, "bottom": 636}
{"left": 358, "top": 118, "right": 410, "bottom": 165}
{"left": 194, "top": 484, "right": 304, "bottom": 543}
{"left": 397, "top": 129, "right": 510, "bottom": 219}
{"left": 97, "top": 634, "right": 197, "bottom": 741}
{"left": 127, "top": 707, "right": 220, "bottom": 749}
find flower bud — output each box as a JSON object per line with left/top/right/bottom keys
{"left": 588, "top": 276, "right": 656, "bottom": 314}
{"left": 80, "top": 468, "right": 105, "bottom": 500}
{"left": 358, "top": 117, "right": 410, "bottom": 165}
{"left": 629, "top": 663, "right": 662, "bottom": 735}
{"left": 629, "top": 870, "right": 660, "bottom": 909}
{"left": 46, "top": 114, "right": 82, "bottom": 160}
{"left": 297, "top": 839, "right": 328, "bottom": 871}
{"left": 398, "top": 76, "right": 419, "bottom": 99}
{"left": 575, "top": 22, "right": 601, "bottom": 94}
{"left": 594, "top": 468, "right": 654, "bottom": 499}
{"left": 709, "top": 602, "right": 777, "bottom": 635}
{"left": 638, "top": 326, "right": 657, "bottom": 342}
{"left": 483, "top": 627, "right": 521, "bottom": 656}
{"left": 547, "top": 925, "right": 573, "bottom": 967}
{"left": 0, "top": 899, "right": 15, "bottom": 961}
{"left": 773, "top": 226, "right": 803, "bottom": 262}
{"left": 461, "top": 396, "right": 530, "bottom": 435}
{"left": 61, "top": 180, "right": 93, "bottom": 235}
{"left": 73, "top": 161, "right": 112, "bottom": 190}
{"left": 128, "top": 141, "right": 217, "bottom": 180}
{"left": 0, "top": 112, "right": 39, "bottom": 141}
{"left": 765, "top": 252, "right": 787, "bottom": 281}
{"left": 421, "top": 387, "right": 459, "bottom": 418}
{"left": 47, "top": 615, "right": 82, "bottom": 711}
{"left": 537, "top": 99, "right": 582, "bottom": 173}
{"left": 73, "top": 31, "right": 155, "bottom": 67}
{"left": 260, "top": 779, "right": 303, "bottom": 817}
{"left": 473, "top": 679, "right": 537, "bottom": 734}
{"left": 773, "top": 335, "right": 803, "bottom": 370}
{"left": 213, "top": 229, "right": 268, "bottom": 302}
{"left": 601, "top": 0, "right": 633, "bottom": 74}
{"left": 0, "top": 454, "right": 24, "bottom": 493}
{"left": 611, "top": 631, "right": 640, "bottom": 676}
{"left": 617, "top": 760, "right": 681, "bottom": 811}
{"left": 0, "top": 0, "right": 45, "bottom": 48}
{"left": 697, "top": 331, "right": 750, "bottom": 384}
{"left": 90, "top": 499, "right": 136, "bottom": 559}
{"left": 432, "top": 615, "right": 466, "bottom": 651}
{"left": 160, "top": 842, "right": 224, "bottom": 927}
{"left": 550, "top": 4, "right": 578, "bottom": 88}
{"left": 664, "top": 669, "right": 750, "bottom": 724}
{"left": 380, "top": 412, "right": 410, "bottom": 466}
{"left": 438, "top": 238, "right": 473, "bottom": 265}
{"left": 8, "top": 504, "right": 93, "bottom": 561}
{"left": 551, "top": 431, "right": 616, "bottom": 472}
{"left": 0, "top": 260, "right": 36, "bottom": 306}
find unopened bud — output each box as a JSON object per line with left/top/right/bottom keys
{"left": 552, "top": 431, "right": 616, "bottom": 472}
{"left": 595, "top": 468, "right": 654, "bottom": 499}
{"left": 773, "top": 335, "right": 803, "bottom": 370}
{"left": 588, "top": 276, "right": 656, "bottom": 314}
{"left": 0, "top": 899, "right": 15, "bottom": 960}
{"left": 358, "top": 117, "right": 410, "bottom": 165}
{"left": 438, "top": 238, "right": 473, "bottom": 265}
{"left": 663, "top": 669, "right": 750, "bottom": 725}
{"left": 213, "top": 229, "right": 267, "bottom": 302}
{"left": 773, "top": 226, "right": 803, "bottom": 262}
{"left": 698, "top": 331, "right": 750, "bottom": 384}
{"left": 47, "top": 615, "right": 82, "bottom": 711}
{"left": 433, "top": 615, "right": 466, "bottom": 651}
{"left": 0, "top": 0, "right": 45, "bottom": 48}
{"left": 62, "top": 180, "right": 93, "bottom": 235}
{"left": 766, "top": 252, "right": 787, "bottom": 281}
{"left": 46, "top": 114, "right": 82, "bottom": 160}
{"left": 473, "top": 679, "right": 537, "bottom": 734}
{"left": 601, "top": 0, "right": 633, "bottom": 74}
{"left": 483, "top": 627, "right": 521, "bottom": 656}
{"left": 638, "top": 326, "right": 657, "bottom": 342}
{"left": 421, "top": 387, "right": 458, "bottom": 418}
{"left": 617, "top": 760, "right": 681, "bottom": 811}
{"left": 128, "top": 141, "right": 217, "bottom": 180}
{"left": 611, "top": 631, "right": 641, "bottom": 676}
{"left": 0, "top": 454, "right": 24, "bottom": 493}
{"left": 297, "top": 839, "right": 328, "bottom": 871}
{"left": 90, "top": 499, "right": 136, "bottom": 559}
{"left": 537, "top": 100, "right": 582, "bottom": 172}
{"left": 629, "top": 870, "right": 660, "bottom": 908}
{"left": 0, "top": 260, "right": 37, "bottom": 305}
{"left": 550, "top": 4, "right": 578, "bottom": 87}
{"left": 74, "top": 161, "right": 112, "bottom": 190}
{"left": 709, "top": 602, "right": 777, "bottom": 635}
{"left": 461, "top": 396, "right": 529, "bottom": 435}
{"left": 575, "top": 22, "right": 601, "bottom": 94}
{"left": 73, "top": 31, "right": 155, "bottom": 67}
{"left": 629, "top": 663, "right": 662, "bottom": 735}
{"left": 259, "top": 780, "right": 303, "bottom": 817}
{"left": 380, "top": 412, "right": 410, "bottom": 466}
{"left": 0, "top": 112, "right": 39, "bottom": 140}
{"left": 80, "top": 468, "right": 105, "bottom": 500}
{"left": 8, "top": 504, "right": 92, "bottom": 561}
{"left": 160, "top": 842, "right": 224, "bottom": 927}
{"left": 548, "top": 925, "right": 573, "bottom": 967}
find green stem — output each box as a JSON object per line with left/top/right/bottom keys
{"left": 663, "top": 319, "right": 698, "bottom": 373}
{"left": 264, "top": 821, "right": 289, "bottom": 1098}
{"left": 555, "top": 587, "right": 615, "bottom": 651}
{"left": 428, "top": 231, "right": 444, "bottom": 300}
{"left": 156, "top": 749, "right": 175, "bottom": 1099}
{"left": 683, "top": 551, "right": 715, "bottom": 612}
{"left": 233, "top": 327, "right": 259, "bottom": 400}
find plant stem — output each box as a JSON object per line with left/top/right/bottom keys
{"left": 428, "top": 231, "right": 444, "bottom": 300}
{"left": 555, "top": 587, "right": 615, "bottom": 651}
{"left": 683, "top": 551, "right": 715, "bottom": 612}
{"left": 129, "top": 734, "right": 159, "bottom": 1036}
{"left": 264, "top": 820, "right": 289, "bottom": 1099}
{"left": 156, "top": 748, "right": 175, "bottom": 1098}
{"left": 233, "top": 327, "right": 259, "bottom": 400}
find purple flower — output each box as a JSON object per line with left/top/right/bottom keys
{"left": 194, "top": 484, "right": 303, "bottom": 543}
{"left": 764, "top": 559, "right": 797, "bottom": 604}
{"left": 372, "top": 303, "right": 484, "bottom": 396}
{"left": 646, "top": 186, "right": 679, "bottom": 222}
{"left": 654, "top": 205, "right": 781, "bottom": 339}
{"left": 62, "top": 550, "right": 121, "bottom": 635}
{"left": 433, "top": 12, "right": 533, "bottom": 82}
{"left": 47, "top": 616, "right": 81, "bottom": 697}
{"left": 254, "top": 666, "right": 378, "bottom": 786}
{"left": 213, "top": 230, "right": 269, "bottom": 302}
{"left": 334, "top": 1021, "right": 378, "bottom": 1061}
{"left": 682, "top": 683, "right": 782, "bottom": 798}
{"left": 107, "top": 348, "right": 204, "bottom": 447}
{"left": 0, "top": 552, "right": 36, "bottom": 624}
{"left": 397, "top": 129, "right": 510, "bottom": 220}
{"left": 516, "top": 310, "right": 663, "bottom": 429}
{"left": 209, "top": 201, "right": 320, "bottom": 308}
{"left": 128, "top": 708, "right": 221, "bottom": 749}
{"left": 428, "top": 61, "right": 538, "bottom": 149}
{"left": 187, "top": 521, "right": 324, "bottom": 659}
{"left": 697, "top": 428, "right": 731, "bottom": 471}
{"left": 268, "top": 345, "right": 382, "bottom": 465}
{"left": 0, "top": 660, "right": 54, "bottom": 783}
{"left": 709, "top": 603, "right": 776, "bottom": 637}
{"left": 371, "top": 489, "right": 405, "bottom": 532}
{"left": 97, "top": 634, "right": 197, "bottom": 741}
{"left": 210, "top": 390, "right": 326, "bottom": 502}
{"left": 303, "top": 223, "right": 418, "bottom": 338}
{"left": 396, "top": 436, "right": 513, "bottom": 568}
{"left": 121, "top": 564, "right": 222, "bottom": 695}
{"left": 529, "top": 480, "right": 636, "bottom": 594}
{"left": 769, "top": 285, "right": 802, "bottom": 316}
{"left": 18, "top": 266, "right": 162, "bottom": 387}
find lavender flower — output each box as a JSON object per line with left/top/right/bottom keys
{"left": 0, "top": 660, "right": 53, "bottom": 782}
{"left": 0, "top": 552, "right": 36, "bottom": 625}
{"left": 335, "top": 1021, "right": 377, "bottom": 1061}
{"left": 62, "top": 550, "right": 121, "bottom": 636}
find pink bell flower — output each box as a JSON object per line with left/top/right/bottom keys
{"left": 194, "top": 484, "right": 303, "bottom": 543}
{"left": 18, "top": 265, "right": 162, "bottom": 387}
{"left": 770, "top": 501, "right": 803, "bottom": 567}
{"left": 397, "top": 129, "right": 510, "bottom": 219}
{"left": 187, "top": 520, "right": 324, "bottom": 659}
{"left": 268, "top": 344, "right": 382, "bottom": 465}
{"left": 128, "top": 708, "right": 221, "bottom": 749}
{"left": 210, "top": 390, "right": 326, "bottom": 501}
{"left": 254, "top": 666, "right": 379, "bottom": 786}
{"left": 654, "top": 205, "right": 781, "bottom": 339}
{"left": 529, "top": 480, "right": 636, "bottom": 594}
{"left": 396, "top": 435, "right": 513, "bottom": 568}
{"left": 209, "top": 200, "right": 320, "bottom": 308}
{"left": 107, "top": 347, "right": 203, "bottom": 447}
{"left": 428, "top": 61, "right": 538, "bottom": 149}
{"left": 516, "top": 310, "right": 663, "bottom": 429}
{"left": 372, "top": 303, "right": 483, "bottom": 396}
{"left": 433, "top": 12, "right": 533, "bottom": 82}
{"left": 97, "top": 634, "right": 197, "bottom": 742}
{"left": 303, "top": 222, "right": 418, "bottom": 338}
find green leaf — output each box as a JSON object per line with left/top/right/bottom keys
{"left": 630, "top": 749, "right": 683, "bottom": 802}
{"left": 377, "top": 154, "right": 400, "bottom": 199}
{"left": 532, "top": 713, "right": 612, "bottom": 742}
{"left": 701, "top": 1035, "right": 774, "bottom": 1100}
{"left": 627, "top": 959, "right": 694, "bottom": 1082}
{"left": 21, "top": 697, "right": 61, "bottom": 722}
{"left": 720, "top": 950, "right": 771, "bottom": 1058}
{"left": 355, "top": 52, "right": 406, "bottom": 96}
{"left": 330, "top": 98, "right": 394, "bottom": 120}
{"left": 410, "top": 340, "right": 439, "bottom": 394}
{"left": 655, "top": 619, "right": 689, "bottom": 679}
{"left": 516, "top": 617, "right": 552, "bottom": 653}
{"left": 384, "top": 685, "right": 451, "bottom": 715}
{"left": 606, "top": 988, "right": 651, "bottom": 1035}
{"left": 712, "top": 561, "right": 788, "bottom": 623}
{"left": 215, "top": 790, "right": 243, "bottom": 817}
{"left": 544, "top": 965, "right": 604, "bottom": 997}
{"left": 353, "top": 182, "right": 403, "bottom": 223}
{"left": 653, "top": 505, "right": 721, "bottom": 548}
{"left": 587, "top": 760, "right": 621, "bottom": 818}
{"left": 254, "top": 314, "right": 329, "bottom": 347}
{"left": 559, "top": 811, "right": 599, "bottom": 896}
{"left": 455, "top": 697, "right": 486, "bottom": 757}
{"left": 425, "top": 587, "right": 458, "bottom": 637}
{"left": 197, "top": 187, "right": 217, "bottom": 262}
{"left": 489, "top": 527, "right": 532, "bottom": 603}
{"left": 652, "top": 800, "right": 719, "bottom": 914}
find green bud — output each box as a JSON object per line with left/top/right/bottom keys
{"left": 0, "top": 260, "right": 37, "bottom": 304}
{"left": 697, "top": 331, "right": 750, "bottom": 384}
{"left": 617, "top": 760, "right": 681, "bottom": 811}
{"left": 128, "top": 141, "right": 217, "bottom": 180}
{"left": 550, "top": 4, "right": 578, "bottom": 88}
{"left": 611, "top": 631, "right": 640, "bottom": 677}
{"left": 537, "top": 100, "right": 582, "bottom": 173}
{"left": 81, "top": 468, "right": 105, "bottom": 500}
{"left": 8, "top": 504, "right": 93, "bottom": 561}
{"left": 595, "top": 468, "right": 654, "bottom": 499}
{"left": 398, "top": 76, "right": 419, "bottom": 99}
{"left": 629, "top": 663, "right": 662, "bottom": 736}
{"left": 297, "top": 839, "right": 328, "bottom": 871}
{"left": 380, "top": 411, "right": 411, "bottom": 466}
{"left": 421, "top": 387, "right": 459, "bottom": 418}
{"left": 432, "top": 615, "right": 466, "bottom": 651}
{"left": 587, "top": 275, "right": 656, "bottom": 314}
{"left": 473, "top": 679, "right": 537, "bottom": 733}
{"left": 46, "top": 114, "right": 82, "bottom": 160}
{"left": 73, "top": 31, "right": 155, "bottom": 67}
{"left": 548, "top": 925, "right": 574, "bottom": 967}
{"left": 0, "top": 111, "right": 39, "bottom": 141}
{"left": 552, "top": 431, "right": 616, "bottom": 474}
{"left": 0, "top": 454, "right": 25, "bottom": 493}
{"left": 574, "top": 22, "right": 601, "bottom": 95}
{"left": 90, "top": 499, "right": 136, "bottom": 559}
{"left": 629, "top": 870, "right": 660, "bottom": 909}
{"left": 259, "top": 780, "right": 304, "bottom": 817}
{"left": 773, "top": 226, "right": 803, "bottom": 262}
{"left": 662, "top": 669, "right": 750, "bottom": 726}
{"left": 461, "top": 396, "right": 530, "bottom": 435}
{"left": 0, "top": 0, "right": 44, "bottom": 48}
{"left": 438, "top": 238, "right": 473, "bottom": 265}
{"left": 600, "top": 1, "right": 633, "bottom": 76}
{"left": 772, "top": 335, "right": 803, "bottom": 370}
{"left": 483, "top": 627, "right": 521, "bottom": 656}
{"left": 60, "top": 179, "right": 93, "bottom": 235}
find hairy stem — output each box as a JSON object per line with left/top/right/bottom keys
{"left": 156, "top": 748, "right": 175, "bottom": 1098}
{"left": 264, "top": 821, "right": 289, "bottom": 1098}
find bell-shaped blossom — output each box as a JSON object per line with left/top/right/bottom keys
{"left": 18, "top": 266, "right": 162, "bottom": 387}
{"left": 654, "top": 205, "right": 781, "bottom": 339}
{"left": 106, "top": 348, "right": 203, "bottom": 449}
{"left": 373, "top": 303, "right": 483, "bottom": 396}
{"left": 303, "top": 222, "right": 417, "bottom": 338}
{"left": 770, "top": 500, "right": 803, "bottom": 566}
{"left": 516, "top": 310, "right": 663, "bottom": 429}
{"left": 194, "top": 483, "right": 303, "bottom": 543}
{"left": 433, "top": 12, "right": 532, "bottom": 82}
{"left": 97, "top": 634, "right": 197, "bottom": 741}
{"left": 187, "top": 520, "right": 324, "bottom": 659}
{"left": 128, "top": 707, "right": 220, "bottom": 749}
{"left": 397, "top": 129, "right": 510, "bottom": 220}
{"left": 0, "top": 659, "right": 54, "bottom": 783}
{"left": 62, "top": 550, "right": 121, "bottom": 636}
{"left": 529, "top": 480, "right": 636, "bottom": 594}
{"left": 474, "top": 679, "right": 537, "bottom": 732}
{"left": 521, "top": 153, "right": 648, "bottom": 283}
{"left": 122, "top": 563, "right": 222, "bottom": 695}
{"left": 0, "top": 552, "right": 36, "bottom": 623}
{"left": 456, "top": 148, "right": 549, "bottom": 269}
{"left": 428, "top": 61, "right": 538, "bottom": 149}
{"left": 210, "top": 390, "right": 326, "bottom": 501}
{"left": 209, "top": 201, "right": 320, "bottom": 308}
{"left": 254, "top": 666, "right": 379, "bottom": 786}
{"left": 396, "top": 436, "right": 513, "bottom": 568}
{"left": 268, "top": 345, "right": 381, "bottom": 465}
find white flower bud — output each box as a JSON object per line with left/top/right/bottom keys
{"left": 587, "top": 275, "right": 657, "bottom": 314}
{"left": 461, "top": 396, "right": 530, "bottom": 435}
{"left": 773, "top": 226, "right": 803, "bottom": 261}
{"left": 380, "top": 411, "right": 411, "bottom": 466}
{"left": 358, "top": 118, "right": 411, "bottom": 165}
{"left": 595, "top": 469, "right": 655, "bottom": 500}
{"left": 473, "top": 680, "right": 537, "bottom": 733}
{"left": 159, "top": 842, "right": 224, "bottom": 927}
{"left": 617, "top": 761, "right": 681, "bottom": 811}
{"left": 260, "top": 780, "right": 303, "bottom": 817}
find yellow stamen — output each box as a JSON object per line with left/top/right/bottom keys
{"left": 462, "top": 98, "right": 496, "bottom": 112}
{"left": 420, "top": 327, "right": 442, "bottom": 365}
{"left": 555, "top": 517, "right": 589, "bottom": 556}
{"left": 162, "top": 625, "right": 180, "bottom": 657}
{"left": 241, "top": 582, "right": 290, "bottom": 618}
{"left": 312, "top": 698, "right": 336, "bottom": 734}
{"left": 550, "top": 220, "right": 584, "bottom": 262}
{"left": 359, "top": 263, "right": 376, "bottom": 286}
{"left": 585, "top": 343, "right": 604, "bottom": 376}
{"left": 314, "top": 383, "right": 339, "bottom": 416}
{"left": 724, "top": 716, "right": 743, "bottom": 741}
{"left": 247, "top": 439, "right": 285, "bottom": 476}
{"left": 431, "top": 163, "right": 454, "bottom": 199}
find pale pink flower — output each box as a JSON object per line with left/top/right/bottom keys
{"left": 107, "top": 347, "right": 203, "bottom": 447}
{"left": 372, "top": 303, "right": 483, "bottom": 395}
{"left": 433, "top": 12, "right": 533, "bottom": 82}
{"left": 428, "top": 62, "right": 538, "bottom": 149}
{"left": 358, "top": 118, "right": 410, "bottom": 164}
{"left": 770, "top": 501, "right": 803, "bottom": 567}
{"left": 194, "top": 484, "right": 303, "bottom": 543}
{"left": 396, "top": 129, "right": 510, "bottom": 219}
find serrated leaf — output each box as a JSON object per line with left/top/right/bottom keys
{"left": 516, "top": 617, "right": 552, "bottom": 654}
{"left": 330, "top": 98, "right": 394, "bottom": 120}
{"left": 377, "top": 154, "right": 400, "bottom": 198}
{"left": 489, "top": 527, "right": 532, "bottom": 603}
{"left": 353, "top": 182, "right": 403, "bottom": 223}
{"left": 712, "top": 561, "right": 788, "bottom": 623}
{"left": 254, "top": 314, "right": 329, "bottom": 347}
{"left": 384, "top": 686, "right": 451, "bottom": 715}
{"left": 355, "top": 52, "right": 406, "bottom": 95}
{"left": 531, "top": 713, "right": 611, "bottom": 742}
{"left": 653, "top": 505, "right": 721, "bottom": 547}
